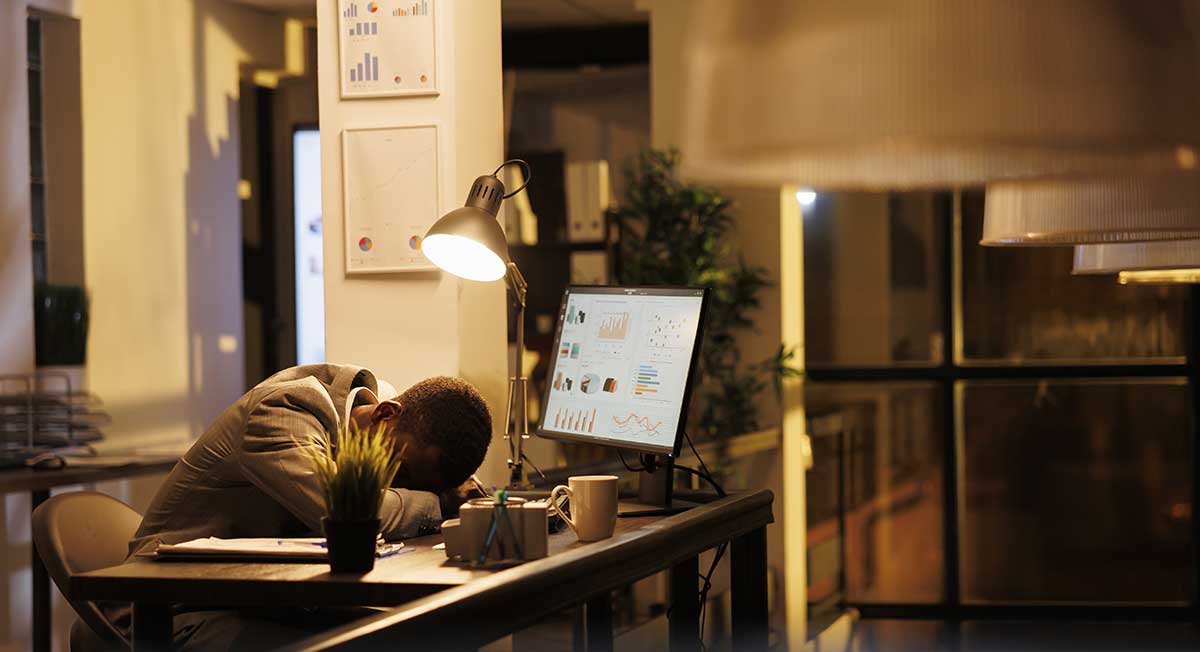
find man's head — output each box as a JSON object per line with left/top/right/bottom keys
{"left": 364, "top": 376, "right": 491, "bottom": 493}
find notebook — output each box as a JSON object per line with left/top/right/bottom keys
{"left": 154, "top": 537, "right": 406, "bottom": 562}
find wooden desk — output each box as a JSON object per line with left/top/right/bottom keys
{"left": 0, "top": 455, "right": 178, "bottom": 652}
{"left": 73, "top": 490, "right": 774, "bottom": 652}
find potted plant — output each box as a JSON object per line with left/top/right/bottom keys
{"left": 609, "top": 148, "right": 801, "bottom": 444}
{"left": 304, "top": 424, "right": 404, "bottom": 573}
{"left": 34, "top": 283, "right": 90, "bottom": 393}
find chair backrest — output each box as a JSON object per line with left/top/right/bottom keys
{"left": 32, "top": 491, "right": 143, "bottom": 648}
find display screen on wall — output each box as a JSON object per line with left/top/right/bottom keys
{"left": 338, "top": 0, "right": 438, "bottom": 98}
{"left": 294, "top": 128, "right": 326, "bottom": 364}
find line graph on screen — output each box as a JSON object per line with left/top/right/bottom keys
{"left": 611, "top": 413, "right": 663, "bottom": 438}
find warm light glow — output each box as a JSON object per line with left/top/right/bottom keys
{"left": 1117, "top": 269, "right": 1200, "bottom": 285}
{"left": 795, "top": 189, "right": 817, "bottom": 206}
{"left": 421, "top": 234, "right": 506, "bottom": 281}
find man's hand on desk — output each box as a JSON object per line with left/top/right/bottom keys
{"left": 439, "top": 480, "right": 486, "bottom": 517}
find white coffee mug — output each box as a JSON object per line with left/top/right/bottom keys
{"left": 549, "top": 475, "right": 619, "bottom": 542}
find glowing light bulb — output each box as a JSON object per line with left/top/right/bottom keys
{"left": 795, "top": 189, "right": 817, "bottom": 206}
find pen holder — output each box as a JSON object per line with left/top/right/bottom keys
{"left": 442, "top": 498, "right": 548, "bottom": 565}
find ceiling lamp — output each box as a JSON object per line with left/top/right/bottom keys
{"left": 1072, "top": 240, "right": 1200, "bottom": 276}
{"left": 1118, "top": 269, "right": 1200, "bottom": 285}
{"left": 981, "top": 175, "right": 1200, "bottom": 246}
{"left": 677, "top": 0, "right": 1200, "bottom": 189}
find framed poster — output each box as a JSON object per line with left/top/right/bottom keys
{"left": 338, "top": 0, "right": 438, "bottom": 98}
{"left": 342, "top": 125, "right": 440, "bottom": 274}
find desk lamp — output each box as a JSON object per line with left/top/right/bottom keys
{"left": 423, "top": 160, "right": 534, "bottom": 488}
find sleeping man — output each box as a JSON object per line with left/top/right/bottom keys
{"left": 123, "top": 363, "right": 493, "bottom": 649}
{"left": 132, "top": 363, "right": 492, "bottom": 554}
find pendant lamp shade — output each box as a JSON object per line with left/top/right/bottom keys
{"left": 678, "top": 0, "right": 1200, "bottom": 189}
{"left": 981, "top": 176, "right": 1200, "bottom": 246}
{"left": 1073, "top": 240, "right": 1200, "bottom": 275}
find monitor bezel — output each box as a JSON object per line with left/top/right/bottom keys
{"left": 535, "top": 285, "right": 710, "bottom": 457}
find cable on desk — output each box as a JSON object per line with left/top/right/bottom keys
{"left": 617, "top": 449, "right": 647, "bottom": 473}
{"left": 521, "top": 452, "right": 548, "bottom": 483}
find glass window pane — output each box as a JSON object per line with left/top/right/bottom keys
{"left": 960, "top": 191, "right": 1188, "bottom": 363}
{"left": 959, "top": 379, "right": 1193, "bottom": 604}
{"left": 804, "top": 192, "right": 946, "bottom": 367}
{"left": 807, "top": 382, "right": 945, "bottom": 603}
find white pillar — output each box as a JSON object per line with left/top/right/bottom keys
{"left": 316, "top": 0, "right": 509, "bottom": 486}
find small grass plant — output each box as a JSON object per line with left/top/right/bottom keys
{"left": 302, "top": 423, "right": 405, "bottom": 522}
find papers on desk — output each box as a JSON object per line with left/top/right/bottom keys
{"left": 155, "top": 537, "right": 407, "bottom": 562}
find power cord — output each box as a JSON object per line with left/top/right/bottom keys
{"left": 617, "top": 433, "right": 728, "bottom": 651}
{"left": 682, "top": 431, "right": 726, "bottom": 651}
{"left": 520, "top": 452, "right": 548, "bottom": 483}
{"left": 674, "top": 464, "right": 726, "bottom": 497}
{"left": 617, "top": 449, "right": 648, "bottom": 473}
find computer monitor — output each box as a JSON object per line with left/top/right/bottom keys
{"left": 537, "top": 286, "right": 709, "bottom": 457}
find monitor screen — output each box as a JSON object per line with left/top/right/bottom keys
{"left": 538, "top": 286, "right": 708, "bottom": 455}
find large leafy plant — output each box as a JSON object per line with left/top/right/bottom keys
{"left": 304, "top": 424, "right": 405, "bottom": 522}
{"left": 609, "top": 148, "right": 798, "bottom": 440}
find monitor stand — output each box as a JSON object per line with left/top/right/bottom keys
{"left": 619, "top": 454, "right": 691, "bottom": 518}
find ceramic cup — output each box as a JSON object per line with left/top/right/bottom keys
{"left": 549, "top": 475, "right": 619, "bottom": 542}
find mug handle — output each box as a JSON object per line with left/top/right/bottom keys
{"left": 548, "top": 485, "right": 577, "bottom": 535}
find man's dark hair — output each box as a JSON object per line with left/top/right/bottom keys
{"left": 395, "top": 376, "right": 491, "bottom": 488}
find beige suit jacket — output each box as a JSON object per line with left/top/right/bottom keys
{"left": 129, "top": 364, "right": 440, "bottom": 556}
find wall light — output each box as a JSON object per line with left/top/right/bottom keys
{"left": 795, "top": 189, "right": 817, "bottom": 207}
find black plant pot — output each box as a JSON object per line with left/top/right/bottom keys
{"left": 322, "top": 517, "right": 380, "bottom": 573}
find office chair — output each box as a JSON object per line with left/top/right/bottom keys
{"left": 32, "top": 491, "right": 143, "bottom": 651}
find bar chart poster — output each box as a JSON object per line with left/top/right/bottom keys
{"left": 338, "top": 0, "right": 437, "bottom": 98}
{"left": 341, "top": 125, "right": 440, "bottom": 273}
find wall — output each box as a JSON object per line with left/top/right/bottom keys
{"left": 82, "top": 0, "right": 284, "bottom": 447}
{"left": 1, "top": 1, "right": 290, "bottom": 649}
{"left": 0, "top": 1, "right": 37, "bottom": 379}
{"left": 316, "top": 0, "right": 510, "bottom": 486}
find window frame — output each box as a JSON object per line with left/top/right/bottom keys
{"left": 805, "top": 191, "right": 1200, "bottom": 621}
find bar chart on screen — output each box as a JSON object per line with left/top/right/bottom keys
{"left": 598, "top": 312, "right": 630, "bottom": 340}
{"left": 553, "top": 407, "right": 598, "bottom": 433}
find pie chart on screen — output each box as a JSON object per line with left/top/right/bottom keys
{"left": 409, "top": 235, "right": 422, "bottom": 251}
{"left": 358, "top": 237, "right": 373, "bottom": 252}
{"left": 367, "top": 2, "right": 380, "bottom": 12}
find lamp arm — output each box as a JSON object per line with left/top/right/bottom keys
{"left": 505, "top": 261, "right": 528, "bottom": 309}
{"left": 503, "top": 260, "right": 531, "bottom": 487}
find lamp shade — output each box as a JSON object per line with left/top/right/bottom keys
{"left": 981, "top": 175, "right": 1200, "bottom": 246}
{"left": 423, "top": 175, "right": 510, "bottom": 282}
{"left": 678, "top": 0, "right": 1200, "bottom": 189}
{"left": 1073, "top": 240, "right": 1200, "bottom": 275}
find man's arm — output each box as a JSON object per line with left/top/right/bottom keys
{"left": 239, "top": 385, "right": 441, "bottom": 540}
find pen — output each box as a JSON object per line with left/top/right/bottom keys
{"left": 469, "top": 474, "right": 489, "bottom": 497}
